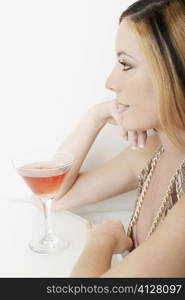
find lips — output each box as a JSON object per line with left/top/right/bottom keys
{"left": 117, "top": 103, "right": 130, "bottom": 112}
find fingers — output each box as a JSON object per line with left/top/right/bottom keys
{"left": 129, "top": 131, "right": 148, "bottom": 149}
{"left": 129, "top": 131, "right": 138, "bottom": 149}
{"left": 137, "top": 131, "right": 147, "bottom": 148}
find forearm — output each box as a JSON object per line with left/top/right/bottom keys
{"left": 70, "top": 236, "right": 116, "bottom": 278}
{"left": 53, "top": 107, "right": 106, "bottom": 199}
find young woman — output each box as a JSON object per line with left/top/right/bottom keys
{"left": 36, "top": 0, "right": 185, "bottom": 277}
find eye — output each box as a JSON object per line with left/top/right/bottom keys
{"left": 119, "top": 61, "right": 132, "bottom": 72}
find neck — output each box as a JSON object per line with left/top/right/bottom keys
{"left": 154, "top": 128, "right": 185, "bottom": 158}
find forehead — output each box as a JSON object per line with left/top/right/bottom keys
{"left": 115, "top": 18, "right": 144, "bottom": 63}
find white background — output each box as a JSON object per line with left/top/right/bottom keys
{"left": 0, "top": 0, "right": 137, "bottom": 212}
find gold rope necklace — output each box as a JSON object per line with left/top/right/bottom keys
{"left": 127, "top": 144, "right": 185, "bottom": 242}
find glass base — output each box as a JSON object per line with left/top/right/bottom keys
{"left": 29, "top": 235, "right": 69, "bottom": 254}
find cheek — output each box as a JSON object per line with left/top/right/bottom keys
{"left": 129, "top": 72, "right": 154, "bottom": 100}
{"left": 121, "top": 75, "right": 159, "bottom": 130}
{"left": 131, "top": 102, "right": 157, "bottom": 118}
{"left": 122, "top": 105, "right": 159, "bottom": 131}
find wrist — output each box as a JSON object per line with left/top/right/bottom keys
{"left": 87, "top": 105, "right": 109, "bottom": 128}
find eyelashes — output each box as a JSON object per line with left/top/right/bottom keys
{"left": 119, "top": 61, "right": 132, "bottom": 71}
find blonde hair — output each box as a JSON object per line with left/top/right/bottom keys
{"left": 119, "top": 0, "right": 185, "bottom": 150}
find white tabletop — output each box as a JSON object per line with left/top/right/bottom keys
{"left": 0, "top": 199, "right": 123, "bottom": 277}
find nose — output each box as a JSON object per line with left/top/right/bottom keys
{"left": 105, "top": 72, "right": 116, "bottom": 91}
{"left": 105, "top": 66, "right": 121, "bottom": 93}
{"left": 105, "top": 76, "right": 114, "bottom": 91}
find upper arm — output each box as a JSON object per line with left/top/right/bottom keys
{"left": 101, "top": 195, "right": 185, "bottom": 277}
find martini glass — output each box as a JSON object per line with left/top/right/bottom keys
{"left": 12, "top": 151, "right": 73, "bottom": 254}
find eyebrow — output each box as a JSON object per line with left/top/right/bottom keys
{"left": 117, "top": 51, "right": 134, "bottom": 59}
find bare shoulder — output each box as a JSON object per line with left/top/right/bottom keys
{"left": 123, "top": 132, "right": 161, "bottom": 177}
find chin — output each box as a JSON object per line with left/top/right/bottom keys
{"left": 122, "top": 121, "right": 151, "bottom": 132}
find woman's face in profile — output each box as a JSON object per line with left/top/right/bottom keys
{"left": 105, "top": 18, "right": 159, "bottom": 132}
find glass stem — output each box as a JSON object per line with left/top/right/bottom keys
{"left": 41, "top": 198, "right": 54, "bottom": 241}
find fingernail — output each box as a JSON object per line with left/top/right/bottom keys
{"left": 139, "top": 144, "right": 144, "bottom": 148}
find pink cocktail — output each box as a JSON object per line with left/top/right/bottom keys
{"left": 19, "top": 161, "right": 68, "bottom": 196}
{"left": 13, "top": 151, "right": 73, "bottom": 254}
